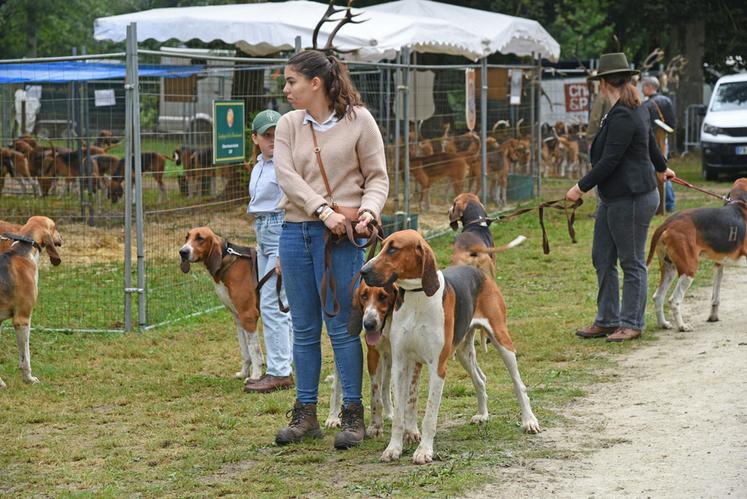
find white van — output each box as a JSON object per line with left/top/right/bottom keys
{"left": 700, "top": 73, "right": 747, "bottom": 180}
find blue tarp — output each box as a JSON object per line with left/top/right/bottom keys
{"left": 0, "top": 61, "right": 205, "bottom": 84}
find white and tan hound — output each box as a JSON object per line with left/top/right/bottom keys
{"left": 648, "top": 178, "right": 747, "bottom": 332}
{"left": 359, "top": 230, "right": 540, "bottom": 464}
{"left": 0, "top": 216, "right": 63, "bottom": 388}
{"left": 179, "top": 227, "right": 264, "bottom": 382}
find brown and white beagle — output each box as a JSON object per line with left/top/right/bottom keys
{"left": 448, "top": 193, "right": 526, "bottom": 279}
{"left": 179, "top": 227, "right": 264, "bottom": 382}
{"left": 360, "top": 230, "right": 539, "bottom": 464}
{"left": 648, "top": 178, "right": 747, "bottom": 332}
{"left": 0, "top": 216, "right": 62, "bottom": 388}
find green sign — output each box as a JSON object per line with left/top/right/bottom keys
{"left": 213, "top": 100, "right": 245, "bottom": 164}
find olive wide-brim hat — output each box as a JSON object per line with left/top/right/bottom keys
{"left": 588, "top": 52, "right": 640, "bottom": 80}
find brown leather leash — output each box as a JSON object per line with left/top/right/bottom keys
{"left": 463, "top": 198, "right": 583, "bottom": 254}
{"left": 321, "top": 218, "right": 385, "bottom": 318}
{"left": 670, "top": 176, "right": 729, "bottom": 202}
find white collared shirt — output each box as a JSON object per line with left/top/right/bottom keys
{"left": 303, "top": 110, "right": 339, "bottom": 132}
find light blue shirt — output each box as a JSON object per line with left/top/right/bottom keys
{"left": 247, "top": 154, "right": 283, "bottom": 215}
{"left": 303, "top": 110, "right": 339, "bottom": 132}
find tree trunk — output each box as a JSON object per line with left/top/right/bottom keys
{"left": 26, "top": 2, "right": 38, "bottom": 58}
{"left": 673, "top": 19, "right": 705, "bottom": 152}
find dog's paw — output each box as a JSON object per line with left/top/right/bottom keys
{"left": 659, "top": 320, "right": 673, "bottom": 330}
{"left": 403, "top": 429, "right": 421, "bottom": 444}
{"left": 380, "top": 445, "right": 402, "bottom": 462}
{"left": 412, "top": 445, "right": 433, "bottom": 465}
{"left": 366, "top": 424, "right": 385, "bottom": 438}
{"left": 470, "top": 413, "right": 489, "bottom": 424}
{"left": 23, "top": 375, "right": 39, "bottom": 385}
{"left": 706, "top": 314, "right": 719, "bottom": 323}
{"left": 235, "top": 370, "right": 249, "bottom": 380}
{"left": 384, "top": 410, "right": 393, "bottom": 421}
{"left": 522, "top": 417, "right": 541, "bottom": 434}
{"left": 324, "top": 416, "right": 341, "bottom": 428}
{"left": 0, "top": 379, "right": 6, "bottom": 389}
{"left": 678, "top": 323, "right": 693, "bottom": 332}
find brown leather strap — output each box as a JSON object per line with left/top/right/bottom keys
{"left": 309, "top": 123, "right": 336, "bottom": 208}
{"left": 257, "top": 266, "right": 289, "bottom": 313}
{"left": 486, "top": 198, "right": 583, "bottom": 255}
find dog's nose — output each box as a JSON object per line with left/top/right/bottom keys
{"left": 360, "top": 263, "right": 371, "bottom": 276}
{"left": 179, "top": 247, "right": 190, "bottom": 258}
{"left": 363, "top": 318, "right": 378, "bottom": 331}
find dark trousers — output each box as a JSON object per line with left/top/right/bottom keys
{"left": 592, "top": 189, "right": 660, "bottom": 330}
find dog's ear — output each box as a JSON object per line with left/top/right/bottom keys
{"left": 420, "top": 242, "right": 440, "bottom": 297}
{"left": 206, "top": 236, "right": 223, "bottom": 276}
{"left": 348, "top": 287, "right": 363, "bottom": 336}
{"left": 448, "top": 201, "right": 463, "bottom": 230}
{"left": 42, "top": 232, "right": 61, "bottom": 266}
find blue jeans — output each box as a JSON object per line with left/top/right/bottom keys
{"left": 279, "top": 221, "right": 364, "bottom": 406}
{"left": 592, "top": 189, "right": 659, "bottom": 330}
{"left": 665, "top": 180, "right": 676, "bottom": 212}
{"left": 255, "top": 212, "right": 293, "bottom": 377}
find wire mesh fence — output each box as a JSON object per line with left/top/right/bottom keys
{"left": 1, "top": 46, "right": 543, "bottom": 333}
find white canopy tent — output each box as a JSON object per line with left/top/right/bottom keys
{"left": 94, "top": 1, "right": 491, "bottom": 62}
{"left": 94, "top": 0, "right": 559, "bottom": 62}
{"left": 368, "top": 0, "right": 560, "bottom": 62}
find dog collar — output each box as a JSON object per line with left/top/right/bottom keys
{"left": 0, "top": 232, "right": 42, "bottom": 251}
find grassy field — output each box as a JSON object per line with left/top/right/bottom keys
{"left": 0, "top": 154, "right": 736, "bottom": 497}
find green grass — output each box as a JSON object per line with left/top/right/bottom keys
{"left": 0, "top": 154, "right": 734, "bottom": 496}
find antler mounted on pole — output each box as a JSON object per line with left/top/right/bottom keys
{"left": 311, "top": 0, "right": 367, "bottom": 54}
{"left": 640, "top": 47, "right": 665, "bottom": 74}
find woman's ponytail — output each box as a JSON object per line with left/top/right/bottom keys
{"left": 287, "top": 50, "right": 364, "bottom": 119}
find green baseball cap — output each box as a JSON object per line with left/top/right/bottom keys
{"left": 252, "top": 109, "right": 282, "bottom": 134}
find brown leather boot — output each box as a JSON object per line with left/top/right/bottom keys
{"left": 334, "top": 402, "right": 365, "bottom": 450}
{"left": 243, "top": 374, "right": 294, "bottom": 394}
{"left": 575, "top": 324, "right": 618, "bottom": 338}
{"left": 275, "top": 401, "right": 323, "bottom": 445}
{"left": 606, "top": 327, "right": 641, "bottom": 342}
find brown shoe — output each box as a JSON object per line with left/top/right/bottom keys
{"left": 575, "top": 324, "right": 618, "bottom": 338}
{"left": 606, "top": 328, "right": 641, "bottom": 342}
{"left": 244, "top": 374, "right": 294, "bottom": 394}
{"left": 334, "top": 402, "right": 365, "bottom": 450}
{"left": 275, "top": 401, "right": 323, "bottom": 445}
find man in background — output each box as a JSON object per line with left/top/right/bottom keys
{"left": 642, "top": 76, "right": 676, "bottom": 212}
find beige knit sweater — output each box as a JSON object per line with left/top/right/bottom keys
{"left": 274, "top": 107, "right": 389, "bottom": 222}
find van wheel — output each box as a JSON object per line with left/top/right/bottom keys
{"left": 702, "top": 164, "right": 717, "bottom": 181}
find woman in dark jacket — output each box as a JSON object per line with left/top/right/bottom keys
{"left": 566, "top": 53, "right": 675, "bottom": 342}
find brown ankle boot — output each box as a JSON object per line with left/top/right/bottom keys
{"left": 334, "top": 402, "right": 365, "bottom": 450}
{"left": 275, "top": 401, "right": 323, "bottom": 446}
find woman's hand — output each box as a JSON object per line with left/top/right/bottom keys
{"left": 565, "top": 183, "right": 584, "bottom": 202}
{"left": 355, "top": 211, "right": 374, "bottom": 235}
{"left": 324, "top": 211, "right": 347, "bottom": 236}
{"left": 665, "top": 167, "right": 676, "bottom": 179}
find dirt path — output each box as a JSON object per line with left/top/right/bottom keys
{"left": 470, "top": 263, "right": 747, "bottom": 499}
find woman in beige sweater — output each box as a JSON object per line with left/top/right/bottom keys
{"left": 273, "top": 50, "right": 389, "bottom": 450}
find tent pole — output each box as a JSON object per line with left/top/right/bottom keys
{"left": 480, "top": 56, "right": 488, "bottom": 205}
{"left": 402, "top": 46, "right": 411, "bottom": 228}
{"left": 393, "top": 52, "right": 401, "bottom": 213}
{"left": 536, "top": 53, "right": 542, "bottom": 197}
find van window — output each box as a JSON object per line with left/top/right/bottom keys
{"left": 711, "top": 81, "right": 747, "bottom": 112}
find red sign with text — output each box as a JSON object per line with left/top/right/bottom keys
{"left": 564, "top": 83, "right": 589, "bottom": 112}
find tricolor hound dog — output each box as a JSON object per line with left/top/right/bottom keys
{"left": 360, "top": 230, "right": 540, "bottom": 464}
{"left": 0, "top": 216, "right": 62, "bottom": 388}
{"left": 448, "top": 193, "right": 526, "bottom": 279}
{"left": 179, "top": 227, "right": 264, "bottom": 382}
{"left": 648, "top": 177, "right": 747, "bottom": 332}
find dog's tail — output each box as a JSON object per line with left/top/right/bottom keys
{"left": 646, "top": 221, "right": 670, "bottom": 266}
{"left": 468, "top": 235, "right": 527, "bottom": 255}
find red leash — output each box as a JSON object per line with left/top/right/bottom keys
{"left": 670, "top": 176, "right": 729, "bottom": 202}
